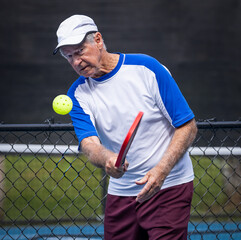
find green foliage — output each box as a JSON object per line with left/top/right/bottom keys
{"left": 191, "top": 156, "right": 229, "bottom": 216}
{"left": 2, "top": 154, "right": 105, "bottom": 222}
{"left": 1, "top": 154, "right": 236, "bottom": 222}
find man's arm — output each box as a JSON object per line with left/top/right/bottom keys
{"left": 136, "top": 118, "right": 198, "bottom": 203}
{"left": 80, "top": 136, "right": 129, "bottom": 178}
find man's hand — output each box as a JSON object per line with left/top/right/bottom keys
{"left": 81, "top": 136, "right": 129, "bottom": 178}
{"left": 135, "top": 165, "right": 164, "bottom": 203}
{"left": 105, "top": 154, "right": 129, "bottom": 178}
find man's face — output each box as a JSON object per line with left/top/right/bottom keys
{"left": 60, "top": 37, "right": 102, "bottom": 78}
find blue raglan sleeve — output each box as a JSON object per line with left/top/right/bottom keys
{"left": 145, "top": 56, "right": 194, "bottom": 127}
{"left": 67, "top": 78, "right": 98, "bottom": 145}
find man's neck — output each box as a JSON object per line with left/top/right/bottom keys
{"left": 94, "top": 52, "right": 120, "bottom": 78}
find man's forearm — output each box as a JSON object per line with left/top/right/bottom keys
{"left": 80, "top": 136, "right": 128, "bottom": 178}
{"left": 81, "top": 136, "right": 111, "bottom": 168}
{"left": 156, "top": 118, "right": 198, "bottom": 179}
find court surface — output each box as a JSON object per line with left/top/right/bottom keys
{"left": 0, "top": 221, "right": 240, "bottom": 239}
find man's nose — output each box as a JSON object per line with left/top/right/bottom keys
{"left": 72, "top": 55, "right": 82, "bottom": 66}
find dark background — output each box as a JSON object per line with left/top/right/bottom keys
{"left": 0, "top": 0, "right": 240, "bottom": 124}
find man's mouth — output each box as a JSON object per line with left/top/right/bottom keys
{"left": 80, "top": 65, "right": 88, "bottom": 72}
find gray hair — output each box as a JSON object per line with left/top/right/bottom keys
{"left": 85, "top": 32, "right": 107, "bottom": 50}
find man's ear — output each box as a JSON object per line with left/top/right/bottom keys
{"left": 95, "top": 32, "right": 104, "bottom": 49}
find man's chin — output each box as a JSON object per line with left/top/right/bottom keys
{"left": 78, "top": 68, "right": 103, "bottom": 79}
{"left": 82, "top": 73, "right": 95, "bottom": 78}
{"left": 78, "top": 70, "right": 93, "bottom": 78}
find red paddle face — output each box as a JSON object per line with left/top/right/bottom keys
{"left": 115, "top": 112, "right": 144, "bottom": 167}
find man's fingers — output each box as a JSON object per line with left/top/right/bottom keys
{"left": 136, "top": 173, "right": 162, "bottom": 203}
{"left": 123, "top": 161, "right": 129, "bottom": 172}
{"left": 109, "top": 160, "right": 129, "bottom": 178}
{"left": 136, "top": 183, "right": 153, "bottom": 203}
{"left": 135, "top": 175, "right": 148, "bottom": 185}
{"left": 135, "top": 175, "right": 150, "bottom": 202}
{"left": 136, "top": 184, "right": 160, "bottom": 203}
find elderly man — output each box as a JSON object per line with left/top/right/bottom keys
{"left": 54, "top": 15, "right": 197, "bottom": 240}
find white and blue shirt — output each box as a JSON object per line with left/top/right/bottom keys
{"left": 68, "top": 53, "right": 195, "bottom": 196}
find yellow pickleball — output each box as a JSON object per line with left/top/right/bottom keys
{"left": 52, "top": 95, "right": 73, "bottom": 115}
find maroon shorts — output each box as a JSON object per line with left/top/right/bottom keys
{"left": 104, "top": 181, "right": 193, "bottom": 240}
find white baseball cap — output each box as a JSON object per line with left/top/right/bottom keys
{"left": 53, "top": 15, "right": 98, "bottom": 54}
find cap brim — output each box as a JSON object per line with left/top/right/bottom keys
{"left": 53, "top": 34, "right": 86, "bottom": 55}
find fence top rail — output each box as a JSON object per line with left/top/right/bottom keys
{"left": 0, "top": 123, "right": 74, "bottom": 131}
{"left": 196, "top": 121, "right": 241, "bottom": 129}
{"left": 0, "top": 121, "right": 241, "bottom": 131}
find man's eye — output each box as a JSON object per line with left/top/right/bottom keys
{"left": 77, "top": 49, "right": 83, "bottom": 54}
{"left": 63, "top": 54, "right": 72, "bottom": 60}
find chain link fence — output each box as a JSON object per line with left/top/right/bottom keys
{"left": 0, "top": 121, "right": 240, "bottom": 239}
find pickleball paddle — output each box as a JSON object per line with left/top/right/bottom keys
{"left": 115, "top": 111, "right": 144, "bottom": 167}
